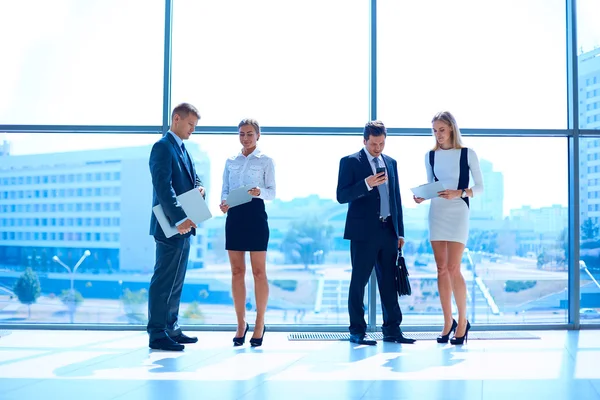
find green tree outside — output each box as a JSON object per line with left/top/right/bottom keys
{"left": 282, "top": 217, "right": 334, "bottom": 270}
{"left": 13, "top": 267, "right": 41, "bottom": 319}
{"left": 582, "top": 218, "right": 599, "bottom": 241}
{"left": 60, "top": 289, "right": 84, "bottom": 323}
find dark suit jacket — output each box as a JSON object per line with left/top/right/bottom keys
{"left": 149, "top": 132, "right": 203, "bottom": 239}
{"left": 336, "top": 149, "right": 404, "bottom": 242}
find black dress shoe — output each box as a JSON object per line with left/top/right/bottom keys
{"left": 149, "top": 337, "right": 185, "bottom": 351}
{"left": 437, "top": 319, "right": 458, "bottom": 344}
{"left": 171, "top": 333, "right": 198, "bottom": 344}
{"left": 233, "top": 322, "right": 250, "bottom": 346}
{"left": 349, "top": 333, "right": 377, "bottom": 345}
{"left": 382, "top": 333, "right": 416, "bottom": 344}
{"left": 250, "top": 326, "right": 266, "bottom": 347}
{"left": 450, "top": 321, "right": 471, "bottom": 345}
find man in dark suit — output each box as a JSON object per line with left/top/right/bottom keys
{"left": 336, "top": 121, "right": 416, "bottom": 345}
{"left": 147, "top": 103, "right": 205, "bottom": 351}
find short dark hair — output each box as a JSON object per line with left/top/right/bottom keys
{"left": 238, "top": 118, "right": 260, "bottom": 134}
{"left": 363, "top": 120, "right": 386, "bottom": 140}
{"left": 171, "top": 103, "right": 200, "bottom": 120}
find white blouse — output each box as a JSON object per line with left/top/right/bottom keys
{"left": 221, "top": 148, "right": 276, "bottom": 201}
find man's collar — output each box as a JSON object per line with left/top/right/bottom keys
{"left": 363, "top": 147, "right": 381, "bottom": 162}
{"left": 168, "top": 131, "right": 183, "bottom": 147}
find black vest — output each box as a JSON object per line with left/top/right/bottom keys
{"left": 429, "top": 148, "right": 470, "bottom": 208}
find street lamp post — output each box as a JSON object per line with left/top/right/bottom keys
{"left": 579, "top": 261, "right": 600, "bottom": 319}
{"left": 52, "top": 250, "right": 91, "bottom": 295}
{"left": 52, "top": 250, "right": 91, "bottom": 323}
{"left": 580, "top": 260, "right": 600, "bottom": 290}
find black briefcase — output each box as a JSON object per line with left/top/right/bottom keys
{"left": 395, "top": 249, "right": 412, "bottom": 296}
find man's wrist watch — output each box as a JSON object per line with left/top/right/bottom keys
{"left": 461, "top": 189, "right": 467, "bottom": 198}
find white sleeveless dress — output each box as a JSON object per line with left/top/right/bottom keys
{"left": 425, "top": 148, "right": 483, "bottom": 245}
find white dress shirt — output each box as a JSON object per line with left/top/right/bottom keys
{"left": 169, "top": 130, "right": 183, "bottom": 148}
{"left": 167, "top": 131, "right": 193, "bottom": 227}
{"left": 362, "top": 148, "right": 403, "bottom": 240}
{"left": 363, "top": 147, "right": 388, "bottom": 191}
{"left": 221, "top": 148, "right": 276, "bottom": 201}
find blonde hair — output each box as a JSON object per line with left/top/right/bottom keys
{"left": 431, "top": 111, "right": 464, "bottom": 150}
{"left": 238, "top": 118, "right": 260, "bottom": 135}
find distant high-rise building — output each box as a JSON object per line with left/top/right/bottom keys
{"left": 0, "top": 140, "right": 10, "bottom": 157}
{"left": 579, "top": 47, "right": 600, "bottom": 130}
{"left": 470, "top": 158, "right": 504, "bottom": 222}
{"left": 578, "top": 47, "right": 600, "bottom": 225}
{"left": 509, "top": 204, "right": 568, "bottom": 235}
{"left": 0, "top": 142, "right": 210, "bottom": 272}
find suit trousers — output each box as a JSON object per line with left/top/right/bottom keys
{"left": 348, "top": 221, "right": 402, "bottom": 336}
{"left": 147, "top": 235, "right": 191, "bottom": 341}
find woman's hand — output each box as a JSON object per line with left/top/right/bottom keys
{"left": 248, "top": 187, "right": 261, "bottom": 197}
{"left": 413, "top": 195, "right": 425, "bottom": 204}
{"left": 438, "top": 189, "right": 462, "bottom": 200}
{"left": 219, "top": 200, "right": 230, "bottom": 214}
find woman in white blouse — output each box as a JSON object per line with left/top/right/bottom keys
{"left": 413, "top": 111, "right": 483, "bottom": 345}
{"left": 220, "top": 119, "right": 275, "bottom": 347}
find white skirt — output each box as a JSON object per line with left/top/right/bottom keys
{"left": 428, "top": 197, "right": 470, "bottom": 245}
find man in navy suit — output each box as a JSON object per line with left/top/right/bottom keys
{"left": 147, "top": 103, "right": 205, "bottom": 351}
{"left": 336, "top": 121, "right": 416, "bottom": 345}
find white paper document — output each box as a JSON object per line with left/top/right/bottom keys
{"left": 225, "top": 185, "right": 255, "bottom": 208}
{"left": 410, "top": 181, "right": 446, "bottom": 200}
{"left": 153, "top": 188, "right": 213, "bottom": 238}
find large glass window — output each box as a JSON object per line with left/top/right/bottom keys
{"left": 0, "top": 1, "right": 593, "bottom": 329}
{"left": 579, "top": 137, "right": 600, "bottom": 324}
{"left": 0, "top": 132, "right": 352, "bottom": 325}
{"left": 577, "top": 0, "right": 600, "bottom": 130}
{"left": 0, "top": 132, "right": 569, "bottom": 326}
{"left": 171, "top": 0, "right": 369, "bottom": 127}
{"left": 376, "top": 137, "right": 569, "bottom": 325}
{"left": 0, "top": 1, "right": 164, "bottom": 125}
{"left": 378, "top": 0, "right": 567, "bottom": 129}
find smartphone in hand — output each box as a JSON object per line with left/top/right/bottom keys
{"left": 376, "top": 167, "right": 385, "bottom": 175}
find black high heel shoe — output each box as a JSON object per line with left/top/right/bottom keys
{"left": 450, "top": 321, "right": 471, "bottom": 345}
{"left": 233, "top": 322, "right": 249, "bottom": 346}
{"left": 250, "top": 326, "right": 266, "bottom": 347}
{"left": 437, "top": 319, "right": 458, "bottom": 343}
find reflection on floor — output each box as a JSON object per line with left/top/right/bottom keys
{"left": 0, "top": 329, "right": 599, "bottom": 399}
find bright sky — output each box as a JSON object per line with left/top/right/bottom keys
{"left": 0, "top": 0, "right": 598, "bottom": 215}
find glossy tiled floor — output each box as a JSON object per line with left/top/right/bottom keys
{"left": 0, "top": 329, "right": 599, "bottom": 400}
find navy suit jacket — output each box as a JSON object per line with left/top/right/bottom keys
{"left": 149, "top": 133, "right": 203, "bottom": 239}
{"left": 336, "top": 149, "right": 405, "bottom": 242}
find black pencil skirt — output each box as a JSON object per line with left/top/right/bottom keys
{"left": 225, "top": 198, "right": 269, "bottom": 251}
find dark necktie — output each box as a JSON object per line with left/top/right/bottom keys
{"left": 373, "top": 157, "right": 390, "bottom": 218}
{"left": 181, "top": 143, "right": 191, "bottom": 171}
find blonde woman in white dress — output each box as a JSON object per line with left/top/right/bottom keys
{"left": 413, "top": 111, "right": 483, "bottom": 345}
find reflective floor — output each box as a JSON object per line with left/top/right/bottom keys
{"left": 0, "top": 329, "right": 599, "bottom": 399}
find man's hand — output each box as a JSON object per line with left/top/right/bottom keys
{"left": 198, "top": 186, "right": 205, "bottom": 197}
{"left": 366, "top": 172, "right": 387, "bottom": 188}
{"left": 248, "top": 187, "right": 261, "bottom": 197}
{"left": 177, "top": 219, "right": 197, "bottom": 235}
{"left": 398, "top": 237, "right": 405, "bottom": 249}
{"left": 219, "top": 200, "right": 230, "bottom": 214}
